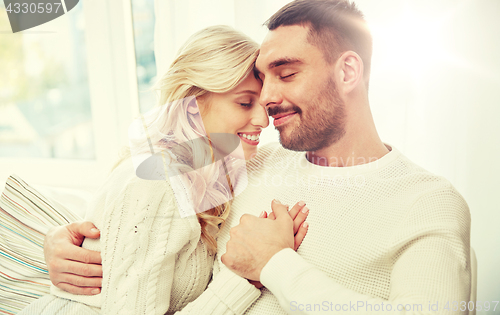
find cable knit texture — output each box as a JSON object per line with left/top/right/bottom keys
{"left": 177, "top": 265, "right": 261, "bottom": 314}
{"left": 215, "top": 142, "right": 471, "bottom": 315}
{"left": 20, "top": 159, "right": 214, "bottom": 315}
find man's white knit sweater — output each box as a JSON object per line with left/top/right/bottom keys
{"left": 181, "top": 143, "right": 471, "bottom": 314}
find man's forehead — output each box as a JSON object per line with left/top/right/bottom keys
{"left": 256, "top": 25, "right": 310, "bottom": 70}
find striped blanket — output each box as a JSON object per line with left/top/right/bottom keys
{"left": 0, "top": 175, "right": 81, "bottom": 315}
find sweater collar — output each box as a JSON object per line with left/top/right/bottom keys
{"left": 296, "top": 143, "right": 401, "bottom": 176}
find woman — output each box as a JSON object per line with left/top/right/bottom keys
{"left": 20, "top": 25, "right": 308, "bottom": 314}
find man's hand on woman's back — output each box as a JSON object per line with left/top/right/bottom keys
{"left": 44, "top": 221, "right": 103, "bottom": 295}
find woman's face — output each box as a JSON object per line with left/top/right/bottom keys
{"left": 199, "top": 75, "right": 268, "bottom": 160}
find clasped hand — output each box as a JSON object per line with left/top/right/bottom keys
{"left": 221, "top": 199, "right": 309, "bottom": 284}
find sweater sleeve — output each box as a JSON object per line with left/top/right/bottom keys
{"left": 175, "top": 259, "right": 261, "bottom": 314}
{"left": 99, "top": 178, "right": 191, "bottom": 315}
{"left": 260, "top": 186, "right": 471, "bottom": 315}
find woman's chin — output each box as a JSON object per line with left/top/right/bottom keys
{"left": 243, "top": 148, "right": 258, "bottom": 161}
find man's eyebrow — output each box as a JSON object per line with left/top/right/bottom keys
{"left": 235, "top": 90, "right": 259, "bottom": 95}
{"left": 268, "top": 57, "right": 302, "bottom": 69}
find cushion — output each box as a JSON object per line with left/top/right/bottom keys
{"left": 31, "top": 184, "right": 94, "bottom": 219}
{"left": 0, "top": 175, "right": 82, "bottom": 315}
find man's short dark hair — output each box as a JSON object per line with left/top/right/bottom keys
{"left": 265, "top": 0, "right": 372, "bottom": 77}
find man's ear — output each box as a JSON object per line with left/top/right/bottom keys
{"left": 336, "top": 51, "right": 364, "bottom": 95}
{"left": 187, "top": 98, "right": 200, "bottom": 115}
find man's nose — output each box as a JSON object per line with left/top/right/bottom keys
{"left": 259, "top": 79, "right": 282, "bottom": 108}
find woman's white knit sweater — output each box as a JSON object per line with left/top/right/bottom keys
{"left": 49, "top": 159, "right": 258, "bottom": 314}
{"left": 17, "top": 157, "right": 259, "bottom": 315}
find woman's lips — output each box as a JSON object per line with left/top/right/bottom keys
{"left": 237, "top": 132, "right": 260, "bottom": 145}
{"left": 273, "top": 112, "right": 297, "bottom": 127}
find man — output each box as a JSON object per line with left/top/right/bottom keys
{"left": 44, "top": 0, "right": 471, "bottom": 314}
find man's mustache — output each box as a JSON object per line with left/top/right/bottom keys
{"left": 267, "top": 104, "right": 302, "bottom": 117}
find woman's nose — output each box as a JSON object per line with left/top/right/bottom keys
{"left": 252, "top": 103, "right": 269, "bottom": 128}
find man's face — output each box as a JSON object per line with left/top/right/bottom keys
{"left": 256, "top": 25, "right": 346, "bottom": 152}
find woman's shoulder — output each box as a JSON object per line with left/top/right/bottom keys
{"left": 87, "top": 158, "right": 192, "bottom": 224}
{"left": 103, "top": 158, "right": 174, "bottom": 198}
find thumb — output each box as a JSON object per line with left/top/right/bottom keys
{"left": 271, "top": 199, "right": 289, "bottom": 219}
{"left": 69, "top": 221, "right": 100, "bottom": 240}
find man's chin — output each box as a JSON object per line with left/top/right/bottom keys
{"left": 277, "top": 129, "right": 291, "bottom": 148}
{"left": 277, "top": 125, "right": 314, "bottom": 151}
{"left": 279, "top": 135, "right": 304, "bottom": 152}
{"left": 279, "top": 132, "right": 325, "bottom": 152}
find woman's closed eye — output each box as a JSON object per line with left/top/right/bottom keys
{"left": 235, "top": 94, "right": 257, "bottom": 108}
{"left": 238, "top": 101, "right": 254, "bottom": 108}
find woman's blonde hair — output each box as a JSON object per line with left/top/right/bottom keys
{"left": 119, "top": 25, "right": 259, "bottom": 254}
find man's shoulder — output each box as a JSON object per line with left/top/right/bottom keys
{"left": 385, "top": 150, "right": 468, "bottom": 211}
{"left": 379, "top": 149, "right": 470, "bottom": 239}
{"left": 382, "top": 148, "right": 450, "bottom": 186}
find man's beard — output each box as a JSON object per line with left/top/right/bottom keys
{"left": 268, "top": 77, "right": 346, "bottom": 152}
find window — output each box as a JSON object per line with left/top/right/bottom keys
{"left": 0, "top": 0, "right": 139, "bottom": 188}
{"left": 131, "top": 0, "right": 156, "bottom": 114}
{"left": 0, "top": 2, "right": 94, "bottom": 159}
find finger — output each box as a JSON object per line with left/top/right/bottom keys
{"left": 294, "top": 221, "right": 309, "bottom": 251}
{"left": 268, "top": 212, "right": 276, "bottom": 220}
{"left": 288, "top": 201, "right": 306, "bottom": 221}
{"left": 65, "top": 246, "right": 102, "bottom": 265}
{"left": 248, "top": 280, "right": 264, "bottom": 289}
{"left": 293, "top": 206, "right": 309, "bottom": 234}
{"left": 69, "top": 221, "right": 100, "bottom": 239}
{"left": 270, "top": 199, "right": 290, "bottom": 219}
{"left": 62, "top": 260, "right": 103, "bottom": 277}
{"left": 56, "top": 282, "right": 101, "bottom": 296}
{"left": 58, "top": 273, "right": 103, "bottom": 288}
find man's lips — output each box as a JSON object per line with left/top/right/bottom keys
{"left": 272, "top": 112, "right": 297, "bottom": 127}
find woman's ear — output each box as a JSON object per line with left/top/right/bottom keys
{"left": 337, "top": 51, "right": 364, "bottom": 95}
{"left": 187, "top": 98, "right": 200, "bottom": 115}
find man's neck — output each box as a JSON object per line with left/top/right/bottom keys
{"left": 305, "top": 132, "right": 389, "bottom": 167}
{"left": 305, "top": 95, "right": 390, "bottom": 167}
